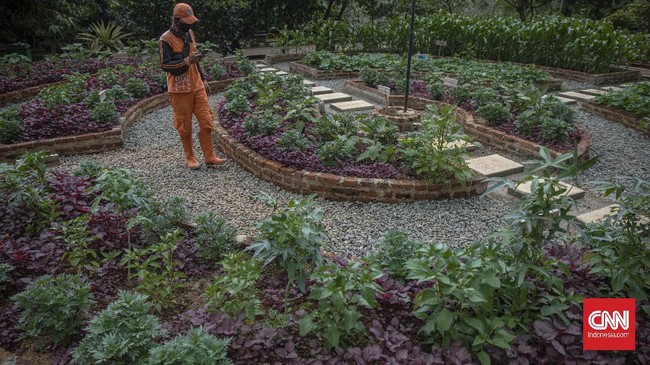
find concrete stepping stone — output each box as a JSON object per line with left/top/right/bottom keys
{"left": 255, "top": 63, "right": 266, "bottom": 68}
{"left": 442, "top": 140, "right": 477, "bottom": 151}
{"left": 580, "top": 89, "right": 608, "bottom": 96}
{"left": 303, "top": 80, "right": 317, "bottom": 87}
{"left": 600, "top": 86, "right": 623, "bottom": 92}
{"left": 275, "top": 71, "right": 289, "bottom": 76}
{"left": 466, "top": 154, "right": 524, "bottom": 177}
{"left": 331, "top": 100, "right": 375, "bottom": 112}
{"left": 315, "top": 92, "right": 352, "bottom": 103}
{"left": 259, "top": 67, "right": 278, "bottom": 72}
{"left": 557, "top": 91, "right": 597, "bottom": 102}
{"left": 509, "top": 179, "right": 585, "bottom": 200}
{"left": 576, "top": 204, "right": 618, "bottom": 225}
{"left": 311, "top": 86, "right": 333, "bottom": 95}
{"left": 543, "top": 94, "right": 577, "bottom": 105}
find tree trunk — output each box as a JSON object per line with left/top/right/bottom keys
{"left": 336, "top": 0, "right": 349, "bottom": 20}
{"left": 517, "top": 0, "right": 527, "bottom": 22}
{"left": 324, "top": 0, "right": 336, "bottom": 19}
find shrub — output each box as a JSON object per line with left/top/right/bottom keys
{"left": 0, "top": 107, "right": 22, "bottom": 144}
{"left": 277, "top": 129, "right": 311, "bottom": 151}
{"left": 74, "top": 160, "right": 104, "bottom": 178}
{"left": 210, "top": 63, "right": 226, "bottom": 80}
{"left": 121, "top": 230, "right": 186, "bottom": 311}
{"left": 106, "top": 85, "right": 131, "bottom": 100}
{"left": 126, "top": 78, "right": 150, "bottom": 98}
{"left": 358, "top": 116, "right": 399, "bottom": 145}
{"left": 0, "top": 263, "right": 14, "bottom": 293}
{"left": 316, "top": 135, "right": 358, "bottom": 167}
{"left": 12, "top": 274, "right": 94, "bottom": 347}
{"left": 478, "top": 102, "right": 512, "bottom": 126}
{"left": 57, "top": 214, "right": 100, "bottom": 273}
{"left": 139, "top": 195, "right": 189, "bottom": 241}
{"left": 399, "top": 105, "right": 473, "bottom": 185}
{"left": 360, "top": 67, "right": 389, "bottom": 88}
{"left": 90, "top": 100, "right": 118, "bottom": 124}
{"left": 194, "top": 211, "right": 238, "bottom": 262}
{"left": 515, "top": 109, "right": 539, "bottom": 137}
{"left": 235, "top": 50, "right": 255, "bottom": 75}
{"left": 248, "top": 193, "right": 326, "bottom": 292}
{"left": 147, "top": 327, "right": 232, "bottom": 365}
{"left": 315, "top": 113, "right": 357, "bottom": 142}
{"left": 72, "top": 291, "right": 166, "bottom": 365}
{"left": 541, "top": 118, "right": 569, "bottom": 143}
{"left": 37, "top": 73, "right": 88, "bottom": 107}
{"left": 375, "top": 230, "right": 418, "bottom": 280}
{"left": 451, "top": 84, "right": 472, "bottom": 104}
{"left": 225, "top": 95, "right": 249, "bottom": 116}
{"left": 243, "top": 111, "right": 280, "bottom": 136}
{"left": 300, "top": 258, "right": 383, "bottom": 349}
{"left": 204, "top": 252, "right": 263, "bottom": 323}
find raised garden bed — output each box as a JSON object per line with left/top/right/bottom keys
{"left": 0, "top": 79, "right": 238, "bottom": 162}
{"left": 343, "top": 80, "right": 591, "bottom": 160}
{"left": 213, "top": 121, "right": 487, "bottom": 202}
{"left": 579, "top": 101, "right": 649, "bottom": 137}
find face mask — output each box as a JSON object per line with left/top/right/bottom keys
{"left": 178, "top": 21, "right": 192, "bottom": 32}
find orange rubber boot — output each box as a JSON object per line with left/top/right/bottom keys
{"left": 180, "top": 135, "right": 201, "bottom": 170}
{"left": 198, "top": 130, "right": 226, "bottom": 167}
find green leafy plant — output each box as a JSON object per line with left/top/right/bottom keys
{"left": 57, "top": 214, "right": 100, "bottom": 272}
{"left": 283, "top": 98, "right": 319, "bottom": 133}
{"left": 90, "top": 100, "right": 118, "bottom": 124}
{"left": 194, "top": 211, "right": 238, "bottom": 262}
{"left": 225, "top": 95, "right": 250, "bottom": 116}
{"left": 316, "top": 135, "right": 358, "bottom": 167}
{"left": 121, "top": 230, "right": 186, "bottom": 312}
{"left": 106, "top": 85, "right": 131, "bottom": 100}
{"left": 406, "top": 243, "right": 518, "bottom": 363}
{"left": 204, "top": 252, "right": 263, "bottom": 323}
{"left": 584, "top": 177, "right": 650, "bottom": 300}
{"left": 315, "top": 113, "right": 357, "bottom": 143}
{"left": 72, "top": 291, "right": 166, "bottom": 365}
{"left": 12, "top": 274, "right": 94, "bottom": 347}
{"left": 74, "top": 160, "right": 104, "bottom": 178}
{"left": 248, "top": 193, "right": 326, "bottom": 293}
{"left": 399, "top": 105, "right": 473, "bottom": 185}
{"left": 0, "top": 106, "right": 23, "bottom": 144}
{"left": 210, "top": 63, "right": 226, "bottom": 80}
{"left": 38, "top": 73, "right": 88, "bottom": 107}
{"left": 277, "top": 129, "right": 311, "bottom": 151}
{"left": 478, "top": 102, "right": 512, "bottom": 126}
{"left": 139, "top": 195, "right": 189, "bottom": 242}
{"left": 375, "top": 229, "right": 419, "bottom": 280}
{"left": 360, "top": 67, "right": 389, "bottom": 88}
{"left": 243, "top": 110, "right": 280, "bottom": 136}
{"left": 77, "top": 20, "right": 133, "bottom": 53}
{"left": 358, "top": 116, "right": 399, "bottom": 146}
{"left": 126, "top": 78, "right": 151, "bottom": 98}
{"left": 147, "top": 327, "right": 232, "bottom": 365}
{"left": 0, "top": 152, "right": 59, "bottom": 233}
{"left": 594, "top": 82, "right": 650, "bottom": 121}
{"left": 300, "top": 258, "right": 383, "bottom": 349}
{"left": 483, "top": 148, "right": 598, "bottom": 263}
{"left": 234, "top": 49, "right": 255, "bottom": 75}
{"left": 0, "top": 263, "right": 15, "bottom": 293}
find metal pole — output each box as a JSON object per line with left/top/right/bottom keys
{"left": 403, "top": 0, "right": 416, "bottom": 112}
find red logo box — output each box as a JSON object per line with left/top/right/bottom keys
{"left": 583, "top": 298, "right": 635, "bottom": 351}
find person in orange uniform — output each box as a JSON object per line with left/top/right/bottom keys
{"left": 159, "top": 3, "right": 226, "bottom": 170}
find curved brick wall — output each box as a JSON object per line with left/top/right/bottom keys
{"left": 343, "top": 80, "right": 591, "bottom": 160}
{"left": 579, "top": 101, "right": 649, "bottom": 137}
{"left": 0, "top": 79, "right": 237, "bottom": 162}
{"left": 0, "top": 81, "right": 66, "bottom": 108}
{"left": 213, "top": 123, "right": 488, "bottom": 203}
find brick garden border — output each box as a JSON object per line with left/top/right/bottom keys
{"left": 0, "top": 79, "right": 238, "bottom": 162}
{"left": 342, "top": 80, "right": 591, "bottom": 160}
{"left": 0, "top": 80, "right": 67, "bottom": 107}
{"left": 579, "top": 101, "right": 649, "bottom": 137}
{"left": 213, "top": 122, "right": 488, "bottom": 203}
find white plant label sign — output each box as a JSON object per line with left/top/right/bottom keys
{"left": 435, "top": 40, "right": 447, "bottom": 47}
{"left": 99, "top": 89, "right": 108, "bottom": 102}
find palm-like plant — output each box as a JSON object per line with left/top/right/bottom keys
{"left": 78, "top": 21, "right": 132, "bottom": 53}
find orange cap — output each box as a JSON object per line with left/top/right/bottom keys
{"left": 173, "top": 3, "right": 199, "bottom": 24}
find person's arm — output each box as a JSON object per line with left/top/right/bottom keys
{"left": 197, "top": 62, "right": 206, "bottom": 81}
{"left": 159, "top": 40, "right": 189, "bottom": 76}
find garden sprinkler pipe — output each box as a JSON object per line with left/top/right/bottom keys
{"left": 403, "top": 0, "right": 416, "bottom": 112}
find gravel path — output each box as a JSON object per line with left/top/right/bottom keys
{"left": 56, "top": 72, "right": 650, "bottom": 256}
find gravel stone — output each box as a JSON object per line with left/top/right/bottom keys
{"left": 55, "top": 72, "right": 650, "bottom": 257}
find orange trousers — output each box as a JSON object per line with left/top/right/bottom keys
{"left": 169, "top": 88, "right": 214, "bottom": 139}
